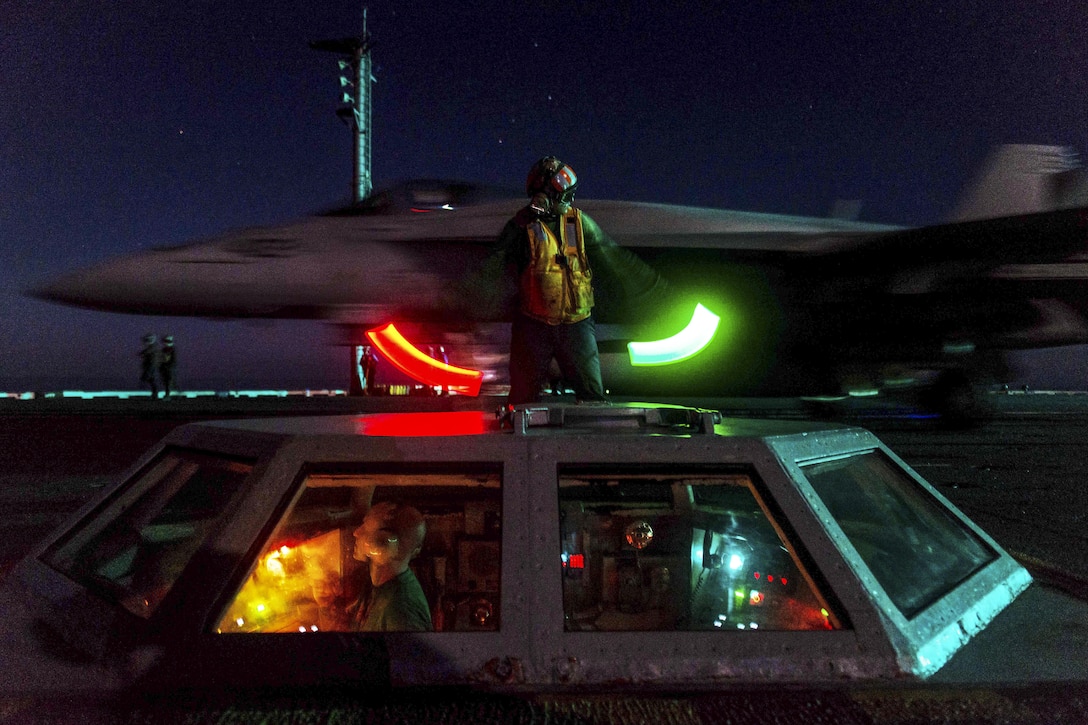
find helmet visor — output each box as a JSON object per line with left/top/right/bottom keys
{"left": 550, "top": 165, "right": 577, "bottom": 194}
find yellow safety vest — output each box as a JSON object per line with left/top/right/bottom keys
{"left": 520, "top": 208, "right": 594, "bottom": 324}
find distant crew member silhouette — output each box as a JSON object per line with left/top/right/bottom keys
{"left": 139, "top": 334, "right": 160, "bottom": 398}
{"left": 159, "top": 335, "right": 177, "bottom": 399}
{"left": 351, "top": 346, "right": 366, "bottom": 396}
{"left": 361, "top": 345, "right": 378, "bottom": 395}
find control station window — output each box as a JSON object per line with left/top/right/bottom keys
{"left": 216, "top": 468, "right": 501, "bottom": 634}
{"left": 559, "top": 470, "right": 841, "bottom": 632}
{"left": 802, "top": 450, "right": 997, "bottom": 618}
{"left": 43, "top": 450, "right": 253, "bottom": 619}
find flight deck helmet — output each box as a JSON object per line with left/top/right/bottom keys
{"left": 526, "top": 156, "right": 578, "bottom": 218}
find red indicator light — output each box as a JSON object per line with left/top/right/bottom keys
{"left": 753, "top": 572, "right": 760, "bottom": 579}
{"left": 354, "top": 411, "right": 496, "bottom": 437}
{"left": 781, "top": 577, "right": 788, "bottom": 586}
{"left": 767, "top": 575, "right": 774, "bottom": 583}
{"left": 365, "top": 323, "right": 483, "bottom": 396}
{"left": 569, "top": 553, "right": 585, "bottom": 569}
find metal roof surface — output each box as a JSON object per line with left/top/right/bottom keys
{"left": 5, "top": 403, "right": 1029, "bottom": 694}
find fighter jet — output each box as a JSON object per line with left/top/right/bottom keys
{"left": 29, "top": 146, "right": 1088, "bottom": 415}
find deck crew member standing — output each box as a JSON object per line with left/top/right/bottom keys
{"left": 159, "top": 335, "right": 177, "bottom": 399}
{"left": 495, "top": 156, "right": 665, "bottom": 405}
{"left": 139, "top": 334, "right": 160, "bottom": 398}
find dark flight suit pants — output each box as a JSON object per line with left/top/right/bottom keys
{"left": 507, "top": 312, "right": 607, "bottom": 406}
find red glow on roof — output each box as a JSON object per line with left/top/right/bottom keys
{"left": 365, "top": 323, "right": 483, "bottom": 396}
{"left": 353, "top": 411, "right": 499, "bottom": 437}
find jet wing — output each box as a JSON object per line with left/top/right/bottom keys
{"left": 25, "top": 177, "right": 1088, "bottom": 402}
{"left": 755, "top": 206, "right": 1088, "bottom": 374}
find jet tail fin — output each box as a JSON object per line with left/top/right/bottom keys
{"left": 950, "top": 144, "right": 1087, "bottom": 222}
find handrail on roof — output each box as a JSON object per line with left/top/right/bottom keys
{"left": 512, "top": 402, "right": 720, "bottom": 435}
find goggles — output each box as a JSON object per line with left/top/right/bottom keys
{"left": 549, "top": 165, "right": 577, "bottom": 194}
{"left": 363, "top": 528, "right": 400, "bottom": 558}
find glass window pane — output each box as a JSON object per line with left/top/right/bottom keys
{"left": 802, "top": 451, "right": 996, "bottom": 618}
{"left": 43, "top": 450, "right": 253, "bottom": 618}
{"left": 559, "top": 471, "right": 840, "bottom": 632}
{"left": 215, "top": 470, "right": 501, "bottom": 634}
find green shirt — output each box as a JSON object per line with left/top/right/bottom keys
{"left": 352, "top": 569, "right": 433, "bottom": 632}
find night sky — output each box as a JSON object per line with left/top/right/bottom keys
{"left": 4, "top": 1, "right": 1088, "bottom": 391}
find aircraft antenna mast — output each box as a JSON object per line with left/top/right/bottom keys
{"left": 310, "top": 7, "right": 375, "bottom": 203}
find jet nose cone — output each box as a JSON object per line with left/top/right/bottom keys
{"left": 25, "top": 260, "right": 160, "bottom": 314}
{"left": 27, "top": 250, "right": 286, "bottom": 317}
{"left": 26, "top": 272, "right": 99, "bottom": 307}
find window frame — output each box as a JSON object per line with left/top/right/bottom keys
{"left": 41, "top": 447, "right": 255, "bottom": 619}
{"left": 798, "top": 448, "right": 998, "bottom": 618}
{"left": 210, "top": 461, "right": 506, "bottom": 636}
{"left": 555, "top": 464, "right": 849, "bottom": 633}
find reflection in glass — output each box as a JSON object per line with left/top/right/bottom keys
{"left": 802, "top": 451, "right": 996, "bottom": 618}
{"left": 43, "top": 450, "right": 252, "bottom": 618}
{"left": 559, "top": 471, "right": 840, "bottom": 632}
